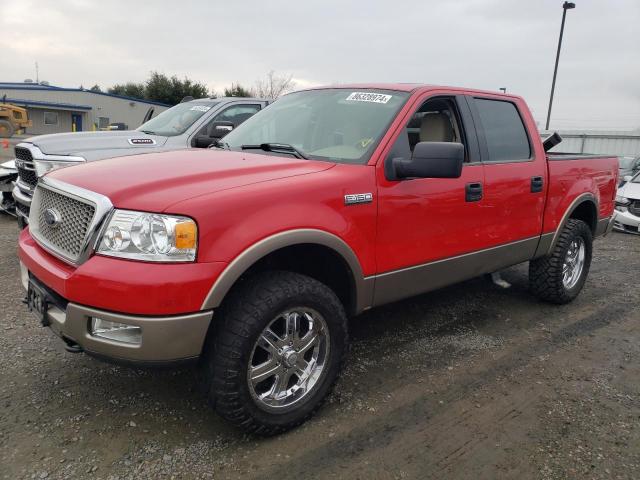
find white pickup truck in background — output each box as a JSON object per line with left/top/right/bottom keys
{"left": 11, "top": 96, "right": 269, "bottom": 226}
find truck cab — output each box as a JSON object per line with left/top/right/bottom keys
{"left": 12, "top": 97, "right": 269, "bottom": 226}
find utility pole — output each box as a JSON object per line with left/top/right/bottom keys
{"left": 545, "top": 1, "right": 576, "bottom": 130}
{"left": 35, "top": 62, "right": 39, "bottom": 83}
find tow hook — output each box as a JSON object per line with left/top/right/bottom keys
{"left": 62, "top": 337, "right": 83, "bottom": 354}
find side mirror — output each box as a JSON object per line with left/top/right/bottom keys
{"left": 209, "top": 121, "right": 234, "bottom": 139}
{"left": 193, "top": 121, "right": 236, "bottom": 148}
{"left": 386, "top": 142, "right": 464, "bottom": 180}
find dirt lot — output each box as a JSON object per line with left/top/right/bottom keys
{"left": 1, "top": 213, "right": 638, "bottom": 480}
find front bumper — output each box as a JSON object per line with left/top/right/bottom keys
{"left": 20, "top": 263, "right": 212, "bottom": 362}
{"left": 613, "top": 209, "right": 640, "bottom": 235}
{"left": 18, "top": 228, "right": 228, "bottom": 363}
{"left": 12, "top": 181, "right": 32, "bottom": 225}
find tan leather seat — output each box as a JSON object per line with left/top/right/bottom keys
{"left": 419, "top": 113, "right": 454, "bottom": 142}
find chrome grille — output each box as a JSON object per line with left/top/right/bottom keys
{"left": 15, "top": 147, "right": 38, "bottom": 189}
{"left": 629, "top": 200, "right": 640, "bottom": 218}
{"left": 32, "top": 186, "right": 96, "bottom": 261}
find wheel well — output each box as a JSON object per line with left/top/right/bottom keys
{"left": 569, "top": 200, "right": 597, "bottom": 234}
{"left": 236, "top": 244, "right": 357, "bottom": 316}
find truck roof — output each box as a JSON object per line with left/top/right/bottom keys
{"left": 189, "top": 96, "right": 269, "bottom": 104}
{"left": 303, "top": 83, "right": 523, "bottom": 100}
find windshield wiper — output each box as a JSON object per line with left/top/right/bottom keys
{"left": 209, "top": 139, "right": 230, "bottom": 150}
{"left": 139, "top": 130, "right": 156, "bottom": 135}
{"left": 241, "top": 143, "right": 308, "bottom": 160}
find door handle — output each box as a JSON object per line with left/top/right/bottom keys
{"left": 465, "top": 182, "right": 483, "bottom": 202}
{"left": 531, "top": 176, "right": 544, "bottom": 193}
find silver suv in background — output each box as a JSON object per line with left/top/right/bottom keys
{"left": 13, "top": 97, "right": 269, "bottom": 227}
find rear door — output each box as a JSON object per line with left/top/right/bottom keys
{"left": 466, "top": 95, "right": 547, "bottom": 251}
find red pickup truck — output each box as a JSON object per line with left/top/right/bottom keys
{"left": 18, "top": 84, "right": 618, "bottom": 434}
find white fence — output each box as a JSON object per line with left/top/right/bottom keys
{"left": 539, "top": 130, "right": 640, "bottom": 157}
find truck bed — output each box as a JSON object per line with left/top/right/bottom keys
{"left": 542, "top": 153, "right": 618, "bottom": 236}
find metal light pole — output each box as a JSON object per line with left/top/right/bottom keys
{"left": 545, "top": 1, "right": 575, "bottom": 130}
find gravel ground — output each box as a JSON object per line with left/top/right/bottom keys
{"left": 1, "top": 213, "right": 639, "bottom": 479}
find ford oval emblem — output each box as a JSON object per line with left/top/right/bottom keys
{"left": 43, "top": 208, "right": 62, "bottom": 228}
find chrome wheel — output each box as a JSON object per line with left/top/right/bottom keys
{"left": 562, "top": 237, "right": 585, "bottom": 289}
{"left": 247, "top": 308, "right": 330, "bottom": 412}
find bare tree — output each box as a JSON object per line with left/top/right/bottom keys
{"left": 252, "top": 71, "right": 295, "bottom": 100}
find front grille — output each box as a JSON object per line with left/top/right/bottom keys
{"left": 629, "top": 200, "right": 640, "bottom": 218}
{"left": 15, "top": 147, "right": 38, "bottom": 189}
{"left": 32, "top": 186, "right": 96, "bottom": 261}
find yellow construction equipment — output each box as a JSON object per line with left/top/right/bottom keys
{"left": 0, "top": 101, "right": 32, "bottom": 138}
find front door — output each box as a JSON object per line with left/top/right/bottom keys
{"left": 374, "top": 93, "right": 489, "bottom": 306}
{"left": 71, "top": 113, "right": 82, "bottom": 132}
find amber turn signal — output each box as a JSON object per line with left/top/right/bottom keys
{"left": 175, "top": 221, "right": 197, "bottom": 250}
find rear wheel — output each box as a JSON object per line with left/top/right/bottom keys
{"left": 529, "top": 218, "right": 593, "bottom": 304}
{"left": 206, "top": 271, "right": 348, "bottom": 435}
{"left": 0, "top": 120, "right": 14, "bottom": 138}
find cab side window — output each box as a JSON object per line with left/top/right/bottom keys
{"left": 214, "top": 104, "right": 261, "bottom": 128}
{"left": 196, "top": 104, "right": 261, "bottom": 138}
{"left": 473, "top": 99, "right": 531, "bottom": 162}
{"left": 389, "top": 97, "right": 468, "bottom": 162}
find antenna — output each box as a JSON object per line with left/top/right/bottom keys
{"left": 35, "top": 62, "right": 39, "bottom": 83}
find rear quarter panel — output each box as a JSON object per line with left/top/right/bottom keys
{"left": 543, "top": 156, "right": 618, "bottom": 234}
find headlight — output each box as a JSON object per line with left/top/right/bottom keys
{"left": 615, "top": 195, "right": 630, "bottom": 212}
{"left": 34, "top": 160, "right": 82, "bottom": 177}
{"left": 97, "top": 210, "right": 197, "bottom": 262}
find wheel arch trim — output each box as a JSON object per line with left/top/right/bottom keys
{"left": 541, "top": 192, "right": 598, "bottom": 256}
{"left": 200, "top": 229, "right": 372, "bottom": 314}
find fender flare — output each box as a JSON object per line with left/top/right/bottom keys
{"left": 200, "top": 229, "right": 373, "bottom": 314}
{"left": 539, "top": 192, "right": 598, "bottom": 256}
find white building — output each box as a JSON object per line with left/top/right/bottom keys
{"left": 0, "top": 81, "right": 170, "bottom": 135}
{"left": 540, "top": 129, "right": 640, "bottom": 157}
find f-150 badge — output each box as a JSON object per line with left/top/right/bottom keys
{"left": 344, "top": 193, "right": 373, "bottom": 205}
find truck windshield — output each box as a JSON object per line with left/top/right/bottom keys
{"left": 136, "top": 101, "right": 218, "bottom": 137}
{"left": 222, "top": 89, "right": 409, "bottom": 164}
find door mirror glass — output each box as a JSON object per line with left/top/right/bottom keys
{"left": 387, "top": 142, "right": 464, "bottom": 180}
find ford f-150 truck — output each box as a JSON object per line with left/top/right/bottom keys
{"left": 12, "top": 97, "right": 268, "bottom": 226}
{"left": 18, "top": 84, "right": 618, "bottom": 435}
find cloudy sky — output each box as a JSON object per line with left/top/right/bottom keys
{"left": 1, "top": 0, "right": 638, "bottom": 130}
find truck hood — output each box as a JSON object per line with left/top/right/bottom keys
{"left": 47, "top": 149, "right": 335, "bottom": 212}
{"left": 619, "top": 180, "right": 640, "bottom": 200}
{"left": 26, "top": 131, "right": 168, "bottom": 158}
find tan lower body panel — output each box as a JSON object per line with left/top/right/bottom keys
{"left": 372, "top": 237, "right": 540, "bottom": 307}
{"left": 47, "top": 303, "right": 212, "bottom": 362}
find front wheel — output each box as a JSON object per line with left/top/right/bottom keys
{"left": 206, "top": 271, "right": 348, "bottom": 435}
{"left": 529, "top": 218, "right": 593, "bottom": 304}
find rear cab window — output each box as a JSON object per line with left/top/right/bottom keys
{"left": 472, "top": 98, "right": 531, "bottom": 162}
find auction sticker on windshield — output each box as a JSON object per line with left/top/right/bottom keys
{"left": 190, "top": 106, "right": 211, "bottom": 112}
{"left": 346, "top": 92, "right": 392, "bottom": 104}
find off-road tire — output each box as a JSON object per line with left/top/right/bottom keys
{"left": 206, "top": 271, "right": 348, "bottom": 435}
{"left": 529, "top": 218, "right": 593, "bottom": 304}
{"left": 0, "top": 120, "right": 14, "bottom": 138}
